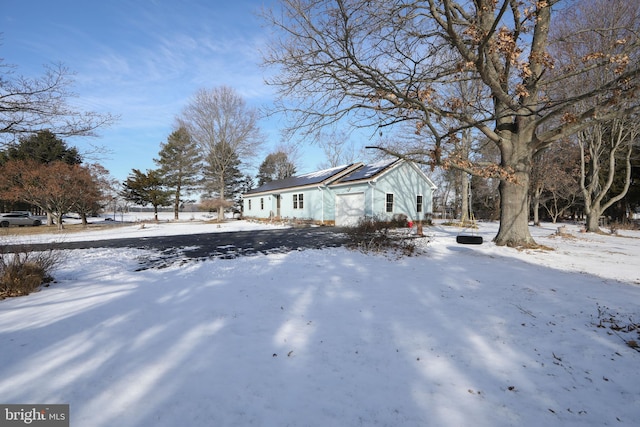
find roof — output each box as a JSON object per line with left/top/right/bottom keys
{"left": 244, "top": 158, "right": 435, "bottom": 196}
{"left": 335, "top": 158, "right": 399, "bottom": 183}
{"left": 245, "top": 163, "right": 358, "bottom": 195}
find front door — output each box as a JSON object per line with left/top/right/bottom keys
{"left": 276, "top": 195, "right": 281, "bottom": 219}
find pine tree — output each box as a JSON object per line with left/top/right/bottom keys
{"left": 120, "top": 169, "right": 171, "bottom": 221}
{"left": 155, "top": 127, "right": 202, "bottom": 220}
{"left": 0, "top": 130, "right": 82, "bottom": 165}
{"left": 178, "top": 86, "right": 263, "bottom": 220}
{"left": 257, "top": 151, "right": 297, "bottom": 186}
{"left": 202, "top": 143, "right": 244, "bottom": 216}
{"left": 235, "top": 174, "right": 255, "bottom": 214}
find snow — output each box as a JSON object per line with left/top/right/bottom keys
{"left": 1, "top": 215, "right": 639, "bottom": 426}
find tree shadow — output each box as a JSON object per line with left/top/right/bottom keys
{"left": 0, "top": 244, "right": 638, "bottom": 426}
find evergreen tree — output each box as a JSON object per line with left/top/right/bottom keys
{"left": 0, "top": 130, "right": 82, "bottom": 165}
{"left": 120, "top": 169, "right": 171, "bottom": 221}
{"left": 235, "top": 174, "right": 255, "bottom": 214}
{"left": 202, "top": 141, "right": 244, "bottom": 213}
{"left": 155, "top": 126, "right": 202, "bottom": 220}
{"left": 179, "top": 86, "right": 263, "bottom": 220}
{"left": 257, "top": 151, "right": 297, "bottom": 186}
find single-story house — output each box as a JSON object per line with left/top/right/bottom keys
{"left": 242, "top": 159, "right": 437, "bottom": 226}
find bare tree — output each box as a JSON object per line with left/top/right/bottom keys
{"left": 530, "top": 142, "right": 581, "bottom": 224}
{"left": 0, "top": 159, "right": 92, "bottom": 230}
{"left": 315, "top": 128, "right": 359, "bottom": 169}
{"left": 178, "top": 86, "right": 262, "bottom": 220}
{"left": 579, "top": 118, "right": 638, "bottom": 232}
{"left": 546, "top": 0, "right": 640, "bottom": 232}
{"left": 74, "top": 163, "right": 112, "bottom": 227}
{"left": 1, "top": 60, "right": 117, "bottom": 144}
{"left": 262, "top": 0, "right": 640, "bottom": 247}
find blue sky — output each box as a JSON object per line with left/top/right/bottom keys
{"left": 2, "top": 0, "right": 332, "bottom": 182}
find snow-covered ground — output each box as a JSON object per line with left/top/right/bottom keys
{"left": 1, "top": 214, "right": 639, "bottom": 426}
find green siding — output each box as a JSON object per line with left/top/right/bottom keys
{"left": 242, "top": 161, "right": 435, "bottom": 223}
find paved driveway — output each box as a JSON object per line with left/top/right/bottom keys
{"left": 2, "top": 226, "right": 350, "bottom": 267}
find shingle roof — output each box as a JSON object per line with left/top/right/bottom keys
{"left": 245, "top": 164, "right": 357, "bottom": 194}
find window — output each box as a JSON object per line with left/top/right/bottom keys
{"left": 416, "top": 195, "right": 423, "bottom": 213}
{"left": 293, "top": 193, "right": 304, "bottom": 209}
{"left": 248, "top": 200, "right": 252, "bottom": 210}
{"left": 260, "top": 198, "right": 264, "bottom": 210}
{"left": 386, "top": 193, "right": 394, "bottom": 213}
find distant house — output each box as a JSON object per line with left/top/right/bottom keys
{"left": 242, "top": 159, "right": 437, "bottom": 226}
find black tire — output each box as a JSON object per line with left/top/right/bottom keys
{"left": 456, "top": 235, "right": 483, "bottom": 245}
{"left": 33, "top": 220, "right": 42, "bottom": 226}
{"left": 0, "top": 221, "right": 9, "bottom": 228}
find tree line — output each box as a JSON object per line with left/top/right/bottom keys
{"left": 261, "top": 0, "right": 640, "bottom": 246}
{"left": 435, "top": 119, "right": 639, "bottom": 232}
{"left": 0, "top": 57, "right": 298, "bottom": 225}
{"left": 0, "top": 130, "right": 115, "bottom": 230}
{"left": 121, "top": 86, "right": 298, "bottom": 222}
{"left": 0, "top": 95, "right": 300, "bottom": 226}
{"left": 3, "top": 0, "right": 639, "bottom": 243}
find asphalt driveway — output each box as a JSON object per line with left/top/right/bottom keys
{"left": 2, "top": 226, "right": 350, "bottom": 265}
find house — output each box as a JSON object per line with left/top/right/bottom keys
{"left": 242, "top": 159, "right": 437, "bottom": 226}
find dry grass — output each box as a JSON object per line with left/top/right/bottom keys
{"left": 0, "top": 221, "right": 129, "bottom": 237}
{"left": 0, "top": 246, "right": 62, "bottom": 299}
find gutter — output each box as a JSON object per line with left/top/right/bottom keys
{"left": 317, "top": 185, "right": 326, "bottom": 224}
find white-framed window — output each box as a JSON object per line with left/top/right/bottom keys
{"left": 293, "top": 193, "right": 304, "bottom": 209}
{"left": 386, "top": 193, "right": 394, "bottom": 213}
{"left": 416, "top": 195, "right": 423, "bottom": 213}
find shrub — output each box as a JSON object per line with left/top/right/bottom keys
{"left": 0, "top": 246, "right": 60, "bottom": 299}
{"left": 390, "top": 213, "right": 409, "bottom": 228}
{"left": 345, "top": 216, "right": 420, "bottom": 256}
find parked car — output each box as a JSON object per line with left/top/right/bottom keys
{"left": 0, "top": 212, "right": 43, "bottom": 227}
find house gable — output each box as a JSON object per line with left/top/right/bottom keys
{"left": 332, "top": 159, "right": 437, "bottom": 189}
{"left": 245, "top": 163, "right": 362, "bottom": 196}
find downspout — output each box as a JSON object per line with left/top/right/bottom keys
{"left": 317, "top": 185, "right": 324, "bottom": 224}
{"left": 368, "top": 181, "right": 375, "bottom": 218}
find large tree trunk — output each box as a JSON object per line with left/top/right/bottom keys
{"left": 585, "top": 207, "right": 602, "bottom": 233}
{"left": 496, "top": 179, "right": 536, "bottom": 247}
{"left": 174, "top": 183, "right": 181, "bottom": 221}
{"left": 54, "top": 213, "right": 65, "bottom": 231}
{"left": 218, "top": 181, "right": 225, "bottom": 222}
{"left": 494, "top": 135, "right": 537, "bottom": 247}
{"left": 460, "top": 171, "right": 470, "bottom": 223}
{"left": 532, "top": 187, "right": 541, "bottom": 226}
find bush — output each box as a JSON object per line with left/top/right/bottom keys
{"left": 345, "top": 216, "right": 420, "bottom": 256}
{"left": 0, "top": 246, "right": 60, "bottom": 299}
